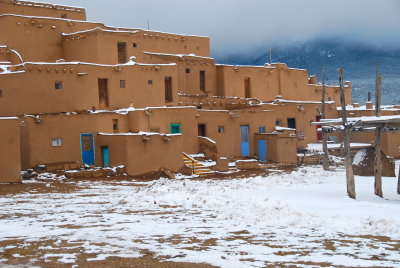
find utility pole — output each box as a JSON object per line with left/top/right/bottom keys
{"left": 339, "top": 68, "right": 356, "bottom": 199}
{"left": 147, "top": 20, "right": 150, "bottom": 30}
{"left": 374, "top": 63, "right": 383, "bottom": 197}
{"left": 269, "top": 48, "right": 272, "bottom": 65}
{"left": 321, "top": 67, "right": 329, "bottom": 171}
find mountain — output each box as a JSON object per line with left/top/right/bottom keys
{"left": 215, "top": 39, "right": 400, "bottom": 105}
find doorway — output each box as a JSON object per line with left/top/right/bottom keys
{"left": 287, "top": 118, "right": 296, "bottom": 129}
{"left": 240, "top": 125, "right": 250, "bottom": 157}
{"left": 80, "top": 134, "right": 95, "bottom": 165}
{"left": 98, "top": 78, "right": 109, "bottom": 108}
{"left": 244, "top": 77, "right": 251, "bottom": 98}
{"left": 101, "top": 146, "right": 109, "bottom": 168}
{"left": 198, "top": 124, "right": 206, "bottom": 137}
{"left": 258, "top": 140, "right": 267, "bottom": 161}
{"left": 200, "top": 70, "right": 206, "bottom": 92}
{"left": 165, "top": 77, "right": 173, "bottom": 102}
{"left": 117, "top": 42, "right": 127, "bottom": 64}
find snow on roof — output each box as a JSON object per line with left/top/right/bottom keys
{"left": 143, "top": 51, "right": 214, "bottom": 60}
{"left": 0, "top": 117, "right": 19, "bottom": 120}
{"left": 307, "top": 143, "right": 372, "bottom": 151}
{"left": 269, "top": 99, "right": 336, "bottom": 105}
{"left": 21, "top": 61, "right": 176, "bottom": 68}
{"left": 337, "top": 104, "right": 400, "bottom": 111}
{"left": 99, "top": 132, "right": 182, "bottom": 137}
{"left": 275, "top": 126, "right": 296, "bottom": 131}
{"left": 62, "top": 27, "right": 139, "bottom": 37}
{"left": 12, "top": 0, "right": 85, "bottom": 11}
{"left": 319, "top": 115, "right": 400, "bottom": 126}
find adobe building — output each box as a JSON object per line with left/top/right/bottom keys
{"left": 1, "top": 0, "right": 398, "bottom": 179}
{"left": 0, "top": 117, "right": 21, "bottom": 183}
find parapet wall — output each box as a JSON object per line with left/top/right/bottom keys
{"left": 0, "top": 0, "right": 86, "bottom": 20}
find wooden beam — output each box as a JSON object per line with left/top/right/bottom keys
{"left": 339, "top": 68, "right": 356, "bottom": 199}
{"left": 398, "top": 164, "right": 400, "bottom": 195}
{"left": 321, "top": 67, "right": 329, "bottom": 171}
{"left": 374, "top": 66, "right": 383, "bottom": 198}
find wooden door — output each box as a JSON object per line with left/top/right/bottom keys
{"left": 98, "top": 79, "right": 109, "bottom": 108}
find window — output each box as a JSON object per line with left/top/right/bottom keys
{"left": 112, "top": 119, "right": 119, "bottom": 132}
{"left": 170, "top": 123, "right": 181, "bottom": 134}
{"left": 61, "top": 14, "right": 67, "bottom": 18}
{"left": 165, "top": 77, "right": 173, "bottom": 102}
{"left": 287, "top": 118, "right": 297, "bottom": 129}
{"left": 148, "top": 80, "right": 153, "bottom": 85}
{"left": 218, "top": 126, "right": 225, "bottom": 134}
{"left": 55, "top": 81, "right": 63, "bottom": 90}
{"left": 117, "top": 42, "right": 127, "bottom": 64}
{"left": 200, "top": 70, "right": 205, "bottom": 92}
{"left": 276, "top": 120, "right": 282, "bottom": 126}
{"left": 0, "top": 89, "right": 2, "bottom": 97}
{"left": 120, "top": 80, "right": 126, "bottom": 88}
{"left": 185, "top": 68, "right": 190, "bottom": 74}
{"left": 52, "top": 138, "right": 62, "bottom": 147}
{"left": 259, "top": 126, "right": 266, "bottom": 133}
{"left": 132, "top": 43, "right": 137, "bottom": 47}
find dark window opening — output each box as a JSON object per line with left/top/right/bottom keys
{"left": 0, "top": 90, "right": 3, "bottom": 97}
{"left": 218, "top": 126, "right": 225, "bottom": 134}
{"left": 112, "top": 119, "right": 119, "bottom": 132}
{"left": 198, "top": 124, "right": 206, "bottom": 137}
{"left": 185, "top": 68, "right": 190, "bottom": 74}
{"left": 200, "top": 70, "right": 206, "bottom": 92}
{"left": 165, "top": 77, "right": 173, "bottom": 103}
{"left": 120, "top": 80, "right": 126, "bottom": 88}
{"left": 244, "top": 77, "right": 251, "bottom": 98}
{"left": 132, "top": 43, "right": 137, "bottom": 47}
{"left": 259, "top": 126, "right": 266, "bottom": 133}
{"left": 55, "top": 81, "right": 63, "bottom": 90}
{"left": 276, "top": 120, "right": 282, "bottom": 126}
{"left": 287, "top": 118, "right": 296, "bottom": 129}
{"left": 117, "top": 42, "right": 127, "bottom": 64}
{"left": 98, "top": 78, "right": 109, "bottom": 108}
{"left": 148, "top": 80, "right": 153, "bottom": 85}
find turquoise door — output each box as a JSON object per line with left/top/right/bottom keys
{"left": 240, "top": 125, "right": 250, "bottom": 157}
{"left": 258, "top": 140, "right": 267, "bottom": 161}
{"left": 101, "top": 146, "right": 109, "bottom": 167}
{"left": 80, "top": 134, "right": 95, "bottom": 165}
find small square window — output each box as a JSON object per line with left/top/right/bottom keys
{"left": 259, "top": 126, "right": 266, "bottom": 133}
{"left": 132, "top": 43, "right": 137, "bottom": 47}
{"left": 55, "top": 81, "right": 63, "bottom": 90}
{"left": 185, "top": 68, "right": 190, "bottom": 74}
{"left": 120, "top": 80, "right": 126, "bottom": 88}
{"left": 218, "top": 126, "right": 225, "bottom": 133}
{"left": 276, "top": 120, "right": 282, "bottom": 126}
{"left": 148, "top": 80, "right": 153, "bottom": 85}
{"left": 52, "top": 138, "right": 62, "bottom": 147}
{"left": 0, "top": 89, "right": 3, "bottom": 97}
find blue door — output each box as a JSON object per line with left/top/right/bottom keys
{"left": 80, "top": 134, "right": 95, "bottom": 165}
{"left": 101, "top": 146, "right": 109, "bottom": 167}
{"left": 240, "top": 125, "right": 250, "bottom": 157}
{"left": 258, "top": 140, "right": 267, "bottom": 161}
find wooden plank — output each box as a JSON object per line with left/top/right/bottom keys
{"left": 374, "top": 66, "right": 383, "bottom": 197}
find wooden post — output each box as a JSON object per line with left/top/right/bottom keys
{"left": 339, "top": 68, "right": 356, "bottom": 199}
{"left": 321, "top": 67, "right": 330, "bottom": 171}
{"left": 398, "top": 164, "right": 400, "bottom": 195}
{"left": 374, "top": 64, "right": 383, "bottom": 197}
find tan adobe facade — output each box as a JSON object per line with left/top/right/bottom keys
{"left": 0, "top": 0, "right": 398, "bottom": 180}
{"left": 0, "top": 117, "right": 21, "bottom": 183}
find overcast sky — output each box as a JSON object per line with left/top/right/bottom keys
{"left": 38, "top": 0, "right": 400, "bottom": 56}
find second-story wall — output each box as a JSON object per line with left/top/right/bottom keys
{"left": 0, "top": 62, "right": 179, "bottom": 116}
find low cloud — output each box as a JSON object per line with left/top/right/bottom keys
{"left": 34, "top": 0, "right": 400, "bottom": 55}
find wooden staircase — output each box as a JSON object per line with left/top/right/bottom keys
{"left": 183, "top": 153, "right": 215, "bottom": 176}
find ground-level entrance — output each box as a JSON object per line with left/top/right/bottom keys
{"left": 240, "top": 125, "right": 250, "bottom": 157}
{"left": 258, "top": 140, "right": 267, "bottom": 161}
{"left": 80, "top": 133, "right": 95, "bottom": 165}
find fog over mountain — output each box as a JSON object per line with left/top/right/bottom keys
{"left": 32, "top": 0, "right": 400, "bottom": 104}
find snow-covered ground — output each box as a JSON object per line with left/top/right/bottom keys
{"left": 0, "top": 164, "right": 399, "bottom": 267}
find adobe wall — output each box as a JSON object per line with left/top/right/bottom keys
{"left": 0, "top": 63, "right": 179, "bottom": 116}
{"left": 140, "top": 53, "right": 218, "bottom": 95}
{"left": 97, "top": 134, "right": 184, "bottom": 176}
{"left": 197, "top": 109, "right": 276, "bottom": 156}
{"left": 0, "top": 15, "right": 103, "bottom": 62}
{"left": 263, "top": 101, "right": 338, "bottom": 148}
{"left": 0, "top": 117, "right": 21, "bottom": 183}
{"left": 20, "top": 113, "right": 128, "bottom": 169}
{"left": 255, "top": 133, "right": 297, "bottom": 164}
{"left": 0, "top": 0, "right": 86, "bottom": 21}
{"left": 63, "top": 29, "right": 210, "bottom": 65}
{"left": 127, "top": 107, "right": 199, "bottom": 154}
